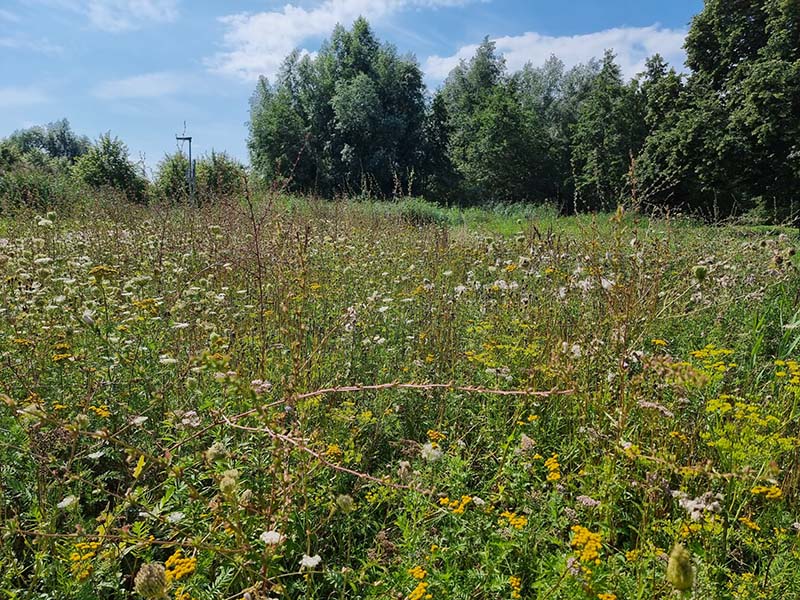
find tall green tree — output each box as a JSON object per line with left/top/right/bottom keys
{"left": 420, "top": 93, "right": 459, "bottom": 203}
{"left": 247, "top": 18, "right": 427, "bottom": 197}
{"left": 5, "top": 119, "right": 90, "bottom": 162}
{"left": 646, "top": 0, "right": 800, "bottom": 219}
{"left": 570, "top": 51, "right": 647, "bottom": 212}
{"left": 439, "top": 38, "right": 548, "bottom": 204}
{"left": 515, "top": 56, "right": 601, "bottom": 210}
{"left": 248, "top": 77, "right": 309, "bottom": 188}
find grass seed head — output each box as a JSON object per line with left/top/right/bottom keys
{"left": 667, "top": 543, "right": 694, "bottom": 591}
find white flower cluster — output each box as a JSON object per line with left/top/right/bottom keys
{"left": 672, "top": 490, "right": 723, "bottom": 521}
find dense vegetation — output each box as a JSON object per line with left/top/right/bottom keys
{"left": 1, "top": 1, "right": 799, "bottom": 597}
{"left": 248, "top": 1, "right": 799, "bottom": 220}
{"left": 1, "top": 196, "right": 798, "bottom": 599}
{"left": 0, "top": 122, "right": 245, "bottom": 211}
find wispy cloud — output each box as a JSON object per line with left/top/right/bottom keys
{"left": 0, "top": 86, "right": 49, "bottom": 109}
{"left": 425, "top": 25, "right": 688, "bottom": 82}
{"left": 0, "top": 8, "right": 21, "bottom": 22}
{"left": 208, "top": 0, "right": 480, "bottom": 82}
{"left": 87, "top": 0, "right": 178, "bottom": 32}
{"left": 0, "top": 35, "right": 64, "bottom": 55}
{"left": 33, "top": 0, "right": 179, "bottom": 32}
{"left": 91, "top": 71, "right": 190, "bottom": 100}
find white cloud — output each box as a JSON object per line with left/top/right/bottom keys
{"left": 85, "top": 0, "right": 178, "bottom": 31}
{"left": 35, "top": 0, "right": 178, "bottom": 32}
{"left": 425, "top": 25, "right": 688, "bottom": 81}
{"left": 0, "top": 86, "right": 49, "bottom": 109}
{"left": 208, "top": 0, "right": 479, "bottom": 81}
{"left": 92, "top": 71, "right": 187, "bottom": 99}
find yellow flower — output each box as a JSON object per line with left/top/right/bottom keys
{"left": 751, "top": 485, "right": 782, "bottom": 500}
{"left": 164, "top": 549, "right": 197, "bottom": 582}
{"left": 325, "top": 444, "right": 343, "bottom": 459}
{"left": 88, "top": 404, "right": 111, "bottom": 418}
{"left": 544, "top": 454, "right": 561, "bottom": 481}
{"left": 89, "top": 265, "right": 118, "bottom": 277}
{"left": 426, "top": 429, "right": 446, "bottom": 442}
{"left": 408, "top": 580, "right": 429, "bottom": 600}
{"left": 499, "top": 511, "right": 528, "bottom": 530}
{"left": 739, "top": 516, "right": 761, "bottom": 531}
{"left": 408, "top": 565, "right": 427, "bottom": 580}
{"left": 571, "top": 525, "right": 602, "bottom": 564}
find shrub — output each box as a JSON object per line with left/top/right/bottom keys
{"left": 396, "top": 196, "right": 450, "bottom": 226}
{"left": 0, "top": 145, "right": 80, "bottom": 212}
{"left": 72, "top": 133, "right": 147, "bottom": 202}
{"left": 196, "top": 151, "right": 245, "bottom": 199}
{"left": 154, "top": 151, "right": 191, "bottom": 201}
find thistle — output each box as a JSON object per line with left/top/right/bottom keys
{"left": 666, "top": 543, "right": 694, "bottom": 593}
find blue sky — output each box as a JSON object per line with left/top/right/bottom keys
{"left": 0, "top": 0, "right": 703, "bottom": 173}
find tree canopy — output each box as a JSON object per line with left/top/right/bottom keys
{"left": 248, "top": 18, "right": 427, "bottom": 197}
{"left": 244, "top": 5, "right": 800, "bottom": 221}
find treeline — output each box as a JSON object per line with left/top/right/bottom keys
{"left": 249, "top": 1, "right": 800, "bottom": 220}
{"left": 0, "top": 120, "right": 246, "bottom": 210}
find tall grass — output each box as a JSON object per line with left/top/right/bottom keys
{"left": 1, "top": 193, "right": 798, "bottom": 599}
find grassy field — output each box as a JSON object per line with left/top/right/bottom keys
{"left": 1, "top": 196, "right": 799, "bottom": 599}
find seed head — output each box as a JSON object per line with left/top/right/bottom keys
{"left": 219, "top": 469, "right": 239, "bottom": 496}
{"left": 336, "top": 494, "right": 356, "bottom": 513}
{"left": 134, "top": 563, "right": 167, "bottom": 598}
{"left": 666, "top": 543, "right": 693, "bottom": 592}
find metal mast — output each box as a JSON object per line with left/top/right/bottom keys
{"left": 176, "top": 134, "right": 195, "bottom": 205}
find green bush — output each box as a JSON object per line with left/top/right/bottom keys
{"left": 154, "top": 151, "right": 191, "bottom": 201}
{"left": 196, "top": 151, "right": 245, "bottom": 199}
{"left": 0, "top": 145, "right": 81, "bottom": 212}
{"left": 72, "top": 133, "right": 147, "bottom": 202}
{"left": 395, "top": 196, "right": 451, "bottom": 226}
{"left": 154, "top": 151, "right": 246, "bottom": 203}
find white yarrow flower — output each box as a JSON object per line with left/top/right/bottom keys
{"left": 259, "top": 530, "right": 285, "bottom": 545}
{"left": 299, "top": 554, "right": 322, "bottom": 570}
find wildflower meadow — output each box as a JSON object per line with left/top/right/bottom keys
{"left": 1, "top": 196, "right": 799, "bottom": 599}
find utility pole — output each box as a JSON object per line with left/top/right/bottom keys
{"left": 176, "top": 134, "right": 195, "bottom": 205}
